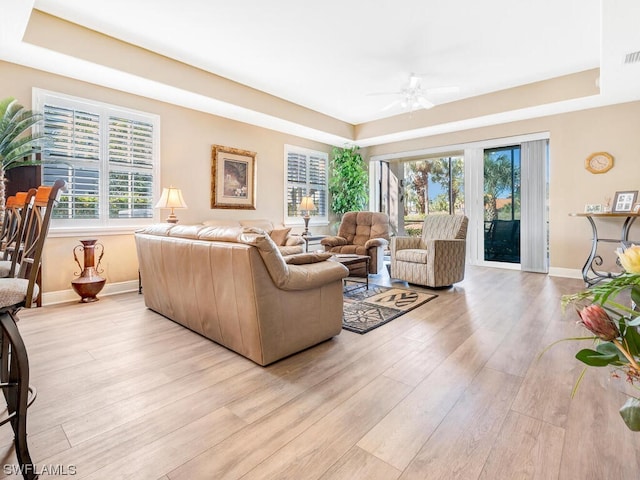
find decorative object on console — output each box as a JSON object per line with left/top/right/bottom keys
{"left": 298, "top": 196, "right": 316, "bottom": 236}
{"left": 612, "top": 190, "right": 638, "bottom": 213}
{"left": 211, "top": 144, "right": 256, "bottom": 209}
{"left": 584, "top": 204, "right": 603, "bottom": 214}
{"left": 155, "top": 186, "right": 188, "bottom": 223}
{"left": 585, "top": 152, "right": 614, "bottom": 174}
{"left": 71, "top": 239, "right": 106, "bottom": 303}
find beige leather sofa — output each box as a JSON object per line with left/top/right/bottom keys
{"left": 202, "top": 219, "right": 304, "bottom": 255}
{"left": 135, "top": 224, "right": 348, "bottom": 365}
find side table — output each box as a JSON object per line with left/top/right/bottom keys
{"left": 329, "top": 254, "right": 370, "bottom": 292}
{"left": 296, "top": 234, "right": 327, "bottom": 253}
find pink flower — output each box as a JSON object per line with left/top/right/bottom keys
{"left": 577, "top": 304, "right": 620, "bottom": 341}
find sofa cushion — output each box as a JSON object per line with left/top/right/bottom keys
{"left": 269, "top": 227, "right": 291, "bottom": 246}
{"left": 284, "top": 252, "right": 332, "bottom": 265}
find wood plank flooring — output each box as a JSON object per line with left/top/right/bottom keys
{"left": 1, "top": 266, "right": 639, "bottom": 479}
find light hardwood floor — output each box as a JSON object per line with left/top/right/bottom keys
{"left": 1, "top": 266, "right": 639, "bottom": 479}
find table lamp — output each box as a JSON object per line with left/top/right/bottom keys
{"left": 155, "top": 186, "right": 188, "bottom": 223}
{"left": 298, "top": 196, "right": 316, "bottom": 236}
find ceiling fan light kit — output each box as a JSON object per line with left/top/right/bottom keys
{"left": 373, "top": 73, "right": 458, "bottom": 113}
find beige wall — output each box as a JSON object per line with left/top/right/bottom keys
{"left": 0, "top": 61, "right": 333, "bottom": 295}
{"left": 2, "top": 57, "right": 639, "bottom": 298}
{"left": 366, "top": 102, "right": 640, "bottom": 272}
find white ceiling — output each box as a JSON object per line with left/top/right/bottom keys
{"left": 30, "top": 0, "right": 602, "bottom": 124}
{"left": 2, "top": 1, "right": 640, "bottom": 146}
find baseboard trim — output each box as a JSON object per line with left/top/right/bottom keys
{"left": 548, "top": 267, "right": 583, "bottom": 280}
{"left": 42, "top": 280, "right": 139, "bottom": 306}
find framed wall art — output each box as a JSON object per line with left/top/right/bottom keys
{"left": 211, "top": 144, "right": 257, "bottom": 209}
{"left": 612, "top": 190, "right": 638, "bottom": 213}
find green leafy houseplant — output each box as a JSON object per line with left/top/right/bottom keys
{"left": 552, "top": 245, "right": 640, "bottom": 431}
{"left": 0, "top": 97, "right": 47, "bottom": 217}
{"left": 329, "top": 145, "right": 368, "bottom": 217}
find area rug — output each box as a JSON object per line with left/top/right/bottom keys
{"left": 342, "top": 284, "right": 437, "bottom": 334}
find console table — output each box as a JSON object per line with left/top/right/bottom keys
{"left": 570, "top": 212, "right": 640, "bottom": 285}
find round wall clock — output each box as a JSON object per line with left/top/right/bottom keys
{"left": 585, "top": 152, "right": 614, "bottom": 174}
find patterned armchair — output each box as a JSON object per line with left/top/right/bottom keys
{"left": 321, "top": 211, "right": 390, "bottom": 274}
{"left": 390, "top": 215, "right": 468, "bottom": 287}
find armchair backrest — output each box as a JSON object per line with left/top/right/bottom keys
{"left": 421, "top": 215, "right": 468, "bottom": 241}
{"left": 337, "top": 211, "right": 390, "bottom": 246}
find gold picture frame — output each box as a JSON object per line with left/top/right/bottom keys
{"left": 211, "top": 144, "right": 257, "bottom": 209}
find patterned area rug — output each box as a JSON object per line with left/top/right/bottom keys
{"left": 343, "top": 284, "right": 437, "bottom": 334}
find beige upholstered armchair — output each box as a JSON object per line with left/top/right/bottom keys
{"left": 321, "top": 211, "right": 390, "bottom": 274}
{"left": 390, "top": 214, "right": 468, "bottom": 287}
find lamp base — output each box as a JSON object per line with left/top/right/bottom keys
{"left": 166, "top": 213, "right": 179, "bottom": 224}
{"left": 302, "top": 216, "right": 311, "bottom": 236}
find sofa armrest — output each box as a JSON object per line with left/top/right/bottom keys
{"left": 391, "top": 236, "right": 422, "bottom": 251}
{"left": 424, "top": 239, "right": 467, "bottom": 264}
{"left": 364, "top": 237, "right": 389, "bottom": 249}
{"left": 280, "top": 262, "right": 349, "bottom": 291}
{"left": 320, "top": 235, "right": 348, "bottom": 247}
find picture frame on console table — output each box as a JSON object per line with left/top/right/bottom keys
{"left": 612, "top": 190, "right": 638, "bottom": 213}
{"left": 211, "top": 144, "right": 257, "bottom": 209}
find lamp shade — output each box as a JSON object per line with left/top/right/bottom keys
{"left": 155, "top": 187, "right": 188, "bottom": 209}
{"left": 298, "top": 196, "right": 316, "bottom": 212}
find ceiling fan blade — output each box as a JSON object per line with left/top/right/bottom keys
{"left": 367, "top": 91, "right": 403, "bottom": 96}
{"left": 425, "top": 85, "right": 460, "bottom": 95}
{"left": 417, "top": 97, "right": 435, "bottom": 109}
{"left": 381, "top": 99, "right": 402, "bottom": 111}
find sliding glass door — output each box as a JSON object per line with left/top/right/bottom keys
{"left": 483, "top": 146, "right": 521, "bottom": 264}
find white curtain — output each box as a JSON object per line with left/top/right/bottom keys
{"left": 520, "top": 139, "right": 549, "bottom": 273}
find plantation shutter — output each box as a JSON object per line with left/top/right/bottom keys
{"left": 284, "top": 146, "right": 328, "bottom": 224}
{"left": 108, "top": 117, "right": 154, "bottom": 219}
{"left": 42, "top": 104, "right": 100, "bottom": 219}
{"left": 37, "top": 89, "right": 159, "bottom": 226}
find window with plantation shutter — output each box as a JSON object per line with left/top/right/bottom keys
{"left": 284, "top": 145, "right": 328, "bottom": 226}
{"left": 34, "top": 89, "right": 159, "bottom": 228}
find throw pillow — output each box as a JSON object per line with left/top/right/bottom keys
{"left": 269, "top": 227, "right": 291, "bottom": 246}
{"left": 284, "top": 252, "right": 332, "bottom": 265}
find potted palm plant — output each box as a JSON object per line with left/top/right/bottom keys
{"left": 0, "top": 97, "right": 47, "bottom": 219}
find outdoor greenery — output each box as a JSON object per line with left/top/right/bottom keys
{"left": 402, "top": 156, "right": 464, "bottom": 236}
{"left": 329, "top": 145, "right": 368, "bottom": 217}
{"left": 483, "top": 150, "right": 521, "bottom": 221}
{"left": 404, "top": 157, "right": 464, "bottom": 216}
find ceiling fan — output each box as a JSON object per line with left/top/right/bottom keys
{"left": 370, "top": 73, "right": 459, "bottom": 112}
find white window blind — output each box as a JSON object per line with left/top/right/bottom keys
{"left": 284, "top": 145, "right": 328, "bottom": 225}
{"left": 35, "top": 89, "right": 159, "bottom": 227}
